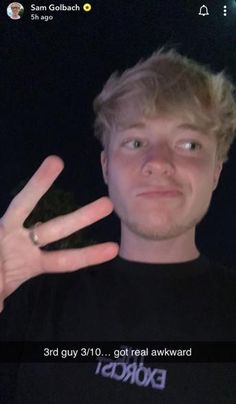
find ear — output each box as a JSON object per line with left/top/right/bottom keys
{"left": 100, "top": 150, "right": 108, "bottom": 184}
{"left": 213, "top": 160, "right": 223, "bottom": 191}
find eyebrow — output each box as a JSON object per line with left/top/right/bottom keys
{"left": 122, "top": 122, "right": 146, "bottom": 130}
{"left": 176, "top": 123, "right": 206, "bottom": 135}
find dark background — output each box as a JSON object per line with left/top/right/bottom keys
{"left": 1, "top": 0, "right": 236, "bottom": 265}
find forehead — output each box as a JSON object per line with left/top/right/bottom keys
{"left": 112, "top": 96, "right": 207, "bottom": 133}
{"left": 112, "top": 99, "right": 144, "bottom": 130}
{"left": 114, "top": 114, "right": 207, "bottom": 135}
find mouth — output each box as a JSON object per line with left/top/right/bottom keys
{"left": 137, "top": 189, "right": 182, "bottom": 198}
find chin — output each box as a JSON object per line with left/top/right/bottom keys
{"left": 125, "top": 221, "right": 184, "bottom": 241}
{"left": 124, "top": 212, "right": 203, "bottom": 241}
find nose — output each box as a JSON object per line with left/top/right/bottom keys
{"left": 142, "top": 143, "right": 175, "bottom": 177}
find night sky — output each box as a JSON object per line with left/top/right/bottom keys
{"left": 1, "top": 0, "right": 236, "bottom": 266}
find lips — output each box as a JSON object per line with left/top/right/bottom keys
{"left": 137, "top": 188, "right": 182, "bottom": 198}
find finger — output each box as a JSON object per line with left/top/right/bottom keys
{"left": 27, "top": 197, "right": 114, "bottom": 247}
{"left": 0, "top": 270, "right": 4, "bottom": 313}
{"left": 2, "top": 156, "right": 64, "bottom": 229}
{"left": 0, "top": 224, "right": 6, "bottom": 311}
{"left": 40, "top": 242, "right": 119, "bottom": 273}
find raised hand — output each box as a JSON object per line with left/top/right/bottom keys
{"left": 0, "top": 156, "right": 119, "bottom": 311}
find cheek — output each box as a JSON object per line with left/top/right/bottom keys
{"left": 185, "top": 160, "right": 216, "bottom": 201}
{"left": 174, "top": 156, "right": 213, "bottom": 194}
{"left": 108, "top": 164, "right": 129, "bottom": 193}
{"left": 108, "top": 154, "right": 134, "bottom": 184}
{"left": 106, "top": 157, "right": 135, "bottom": 205}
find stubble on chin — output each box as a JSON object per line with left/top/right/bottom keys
{"left": 118, "top": 207, "right": 210, "bottom": 241}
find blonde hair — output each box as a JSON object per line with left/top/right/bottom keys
{"left": 93, "top": 48, "right": 236, "bottom": 161}
{"left": 10, "top": 2, "right": 21, "bottom": 8}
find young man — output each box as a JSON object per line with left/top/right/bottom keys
{"left": 0, "top": 48, "right": 236, "bottom": 403}
{"left": 8, "top": 2, "right": 22, "bottom": 20}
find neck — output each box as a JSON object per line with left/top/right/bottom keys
{"left": 119, "top": 225, "right": 199, "bottom": 263}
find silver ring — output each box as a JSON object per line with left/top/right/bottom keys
{"left": 29, "top": 222, "right": 42, "bottom": 246}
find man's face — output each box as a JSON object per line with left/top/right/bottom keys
{"left": 11, "top": 5, "right": 20, "bottom": 16}
{"left": 101, "top": 116, "right": 223, "bottom": 241}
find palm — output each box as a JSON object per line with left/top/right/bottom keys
{"left": 0, "top": 225, "right": 42, "bottom": 298}
{"left": 0, "top": 156, "right": 118, "bottom": 311}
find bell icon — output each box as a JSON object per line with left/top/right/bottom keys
{"left": 198, "top": 5, "right": 209, "bottom": 16}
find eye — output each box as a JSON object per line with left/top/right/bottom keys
{"left": 178, "top": 141, "right": 202, "bottom": 152}
{"left": 123, "top": 139, "right": 145, "bottom": 149}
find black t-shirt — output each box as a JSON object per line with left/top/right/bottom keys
{"left": 0, "top": 255, "right": 236, "bottom": 403}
